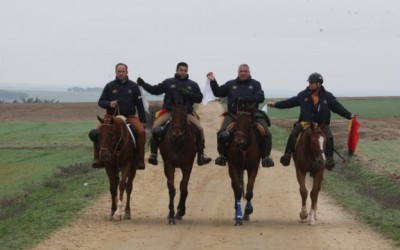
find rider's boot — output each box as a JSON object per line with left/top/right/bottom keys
{"left": 259, "top": 136, "right": 274, "bottom": 168}
{"left": 215, "top": 130, "right": 231, "bottom": 166}
{"left": 325, "top": 137, "right": 335, "bottom": 170}
{"left": 197, "top": 139, "right": 212, "bottom": 166}
{"left": 136, "top": 135, "right": 146, "bottom": 170}
{"left": 92, "top": 142, "right": 104, "bottom": 168}
{"left": 280, "top": 133, "right": 295, "bottom": 167}
{"left": 148, "top": 137, "right": 158, "bottom": 166}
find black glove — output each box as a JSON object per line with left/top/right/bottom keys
{"left": 179, "top": 88, "right": 192, "bottom": 96}
{"left": 137, "top": 77, "right": 146, "bottom": 87}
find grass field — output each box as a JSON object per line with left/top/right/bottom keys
{"left": 1, "top": 97, "right": 400, "bottom": 249}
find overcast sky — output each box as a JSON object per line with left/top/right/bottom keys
{"left": 1, "top": 0, "right": 399, "bottom": 97}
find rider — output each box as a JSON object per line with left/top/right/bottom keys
{"left": 137, "top": 62, "right": 212, "bottom": 166}
{"left": 206, "top": 64, "right": 275, "bottom": 168}
{"left": 267, "top": 72, "right": 355, "bottom": 169}
{"left": 89, "top": 63, "right": 147, "bottom": 169}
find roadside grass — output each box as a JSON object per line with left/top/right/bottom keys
{"left": 324, "top": 158, "right": 400, "bottom": 246}
{"left": 0, "top": 121, "right": 108, "bottom": 249}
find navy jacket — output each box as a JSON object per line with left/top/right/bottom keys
{"left": 274, "top": 86, "right": 352, "bottom": 125}
{"left": 210, "top": 77, "right": 265, "bottom": 114}
{"left": 98, "top": 78, "right": 146, "bottom": 123}
{"left": 139, "top": 74, "right": 202, "bottom": 114}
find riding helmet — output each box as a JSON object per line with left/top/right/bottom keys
{"left": 307, "top": 72, "right": 323, "bottom": 84}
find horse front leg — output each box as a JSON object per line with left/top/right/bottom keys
{"left": 243, "top": 168, "right": 257, "bottom": 222}
{"left": 165, "top": 165, "right": 176, "bottom": 225}
{"left": 123, "top": 166, "right": 136, "bottom": 220}
{"left": 113, "top": 175, "right": 127, "bottom": 221}
{"left": 105, "top": 166, "right": 119, "bottom": 221}
{"left": 229, "top": 168, "right": 243, "bottom": 226}
{"left": 296, "top": 169, "right": 308, "bottom": 222}
{"left": 175, "top": 168, "right": 191, "bottom": 220}
{"left": 309, "top": 169, "right": 324, "bottom": 225}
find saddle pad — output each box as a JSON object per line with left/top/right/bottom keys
{"left": 125, "top": 124, "right": 137, "bottom": 148}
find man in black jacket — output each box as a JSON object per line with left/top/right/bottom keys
{"left": 90, "top": 63, "right": 147, "bottom": 169}
{"left": 206, "top": 64, "right": 274, "bottom": 168}
{"left": 137, "top": 62, "right": 212, "bottom": 166}
{"left": 268, "top": 72, "right": 355, "bottom": 169}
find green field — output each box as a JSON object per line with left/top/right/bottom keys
{"left": 1, "top": 97, "right": 400, "bottom": 249}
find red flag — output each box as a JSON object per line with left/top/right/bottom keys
{"left": 347, "top": 117, "right": 360, "bottom": 156}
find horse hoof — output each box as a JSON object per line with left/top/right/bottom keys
{"left": 175, "top": 214, "right": 183, "bottom": 220}
{"left": 243, "top": 214, "right": 250, "bottom": 221}
{"left": 169, "top": 219, "right": 176, "bottom": 225}
{"left": 124, "top": 213, "right": 131, "bottom": 220}
{"left": 234, "top": 219, "right": 243, "bottom": 226}
{"left": 299, "top": 212, "right": 308, "bottom": 220}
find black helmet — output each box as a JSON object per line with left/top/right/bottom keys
{"left": 307, "top": 72, "right": 323, "bottom": 84}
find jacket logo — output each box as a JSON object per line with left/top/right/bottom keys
{"left": 232, "top": 85, "right": 237, "bottom": 90}
{"left": 171, "top": 84, "right": 176, "bottom": 88}
{"left": 248, "top": 86, "right": 254, "bottom": 89}
{"left": 113, "top": 89, "right": 118, "bottom": 94}
{"left": 304, "top": 97, "right": 308, "bottom": 102}
{"left": 128, "top": 89, "right": 132, "bottom": 94}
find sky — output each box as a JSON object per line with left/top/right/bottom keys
{"left": 0, "top": 0, "right": 399, "bottom": 97}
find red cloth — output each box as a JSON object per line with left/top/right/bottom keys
{"left": 347, "top": 117, "right": 360, "bottom": 156}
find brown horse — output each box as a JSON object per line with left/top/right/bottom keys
{"left": 292, "top": 122, "right": 327, "bottom": 225}
{"left": 227, "top": 102, "right": 261, "bottom": 225}
{"left": 97, "top": 115, "right": 137, "bottom": 221}
{"left": 158, "top": 100, "right": 197, "bottom": 225}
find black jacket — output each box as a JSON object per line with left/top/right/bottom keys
{"left": 210, "top": 77, "right": 265, "bottom": 114}
{"left": 139, "top": 74, "right": 202, "bottom": 114}
{"left": 98, "top": 78, "right": 146, "bottom": 123}
{"left": 274, "top": 86, "right": 352, "bottom": 125}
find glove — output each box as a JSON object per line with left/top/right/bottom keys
{"left": 137, "top": 77, "right": 146, "bottom": 87}
{"left": 179, "top": 88, "right": 192, "bottom": 96}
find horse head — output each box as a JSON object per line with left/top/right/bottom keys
{"left": 233, "top": 110, "right": 253, "bottom": 149}
{"left": 169, "top": 99, "right": 188, "bottom": 141}
{"left": 97, "top": 115, "right": 124, "bottom": 161}
{"left": 307, "top": 123, "right": 327, "bottom": 167}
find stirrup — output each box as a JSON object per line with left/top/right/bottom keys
{"left": 280, "top": 153, "right": 291, "bottom": 167}
{"left": 148, "top": 153, "right": 158, "bottom": 165}
{"left": 261, "top": 157, "right": 275, "bottom": 168}
{"left": 215, "top": 155, "right": 227, "bottom": 166}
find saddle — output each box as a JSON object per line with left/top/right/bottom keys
{"left": 294, "top": 121, "right": 319, "bottom": 151}
{"left": 116, "top": 115, "right": 137, "bottom": 148}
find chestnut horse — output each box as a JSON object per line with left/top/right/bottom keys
{"left": 159, "top": 100, "right": 197, "bottom": 225}
{"left": 228, "top": 102, "right": 261, "bottom": 225}
{"left": 97, "top": 115, "right": 137, "bottom": 221}
{"left": 292, "top": 122, "right": 326, "bottom": 225}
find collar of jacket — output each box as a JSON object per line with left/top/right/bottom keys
{"left": 306, "top": 85, "right": 326, "bottom": 95}
{"left": 174, "top": 74, "right": 189, "bottom": 81}
{"left": 235, "top": 76, "right": 252, "bottom": 85}
{"left": 115, "top": 77, "right": 129, "bottom": 85}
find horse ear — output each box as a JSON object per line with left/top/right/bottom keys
{"left": 97, "top": 115, "right": 103, "bottom": 123}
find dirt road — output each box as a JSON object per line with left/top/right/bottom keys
{"left": 32, "top": 102, "right": 397, "bottom": 250}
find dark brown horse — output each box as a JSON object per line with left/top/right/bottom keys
{"left": 158, "top": 100, "right": 196, "bottom": 225}
{"left": 227, "top": 102, "right": 261, "bottom": 225}
{"left": 97, "top": 115, "right": 137, "bottom": 221}
{"left": 292, "top": 122, "right": 326, "bottom": 225}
